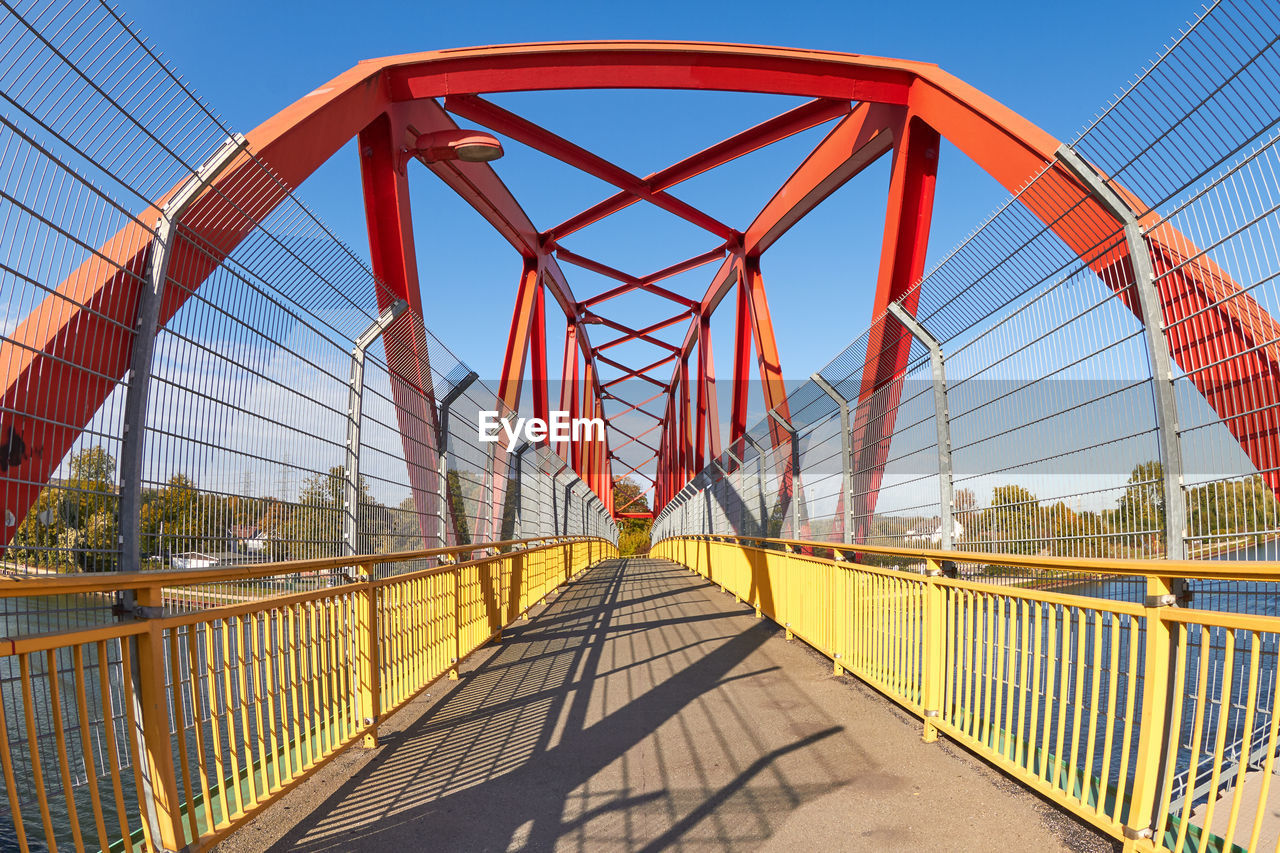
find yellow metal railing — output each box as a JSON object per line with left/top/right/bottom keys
{"left": 0, "top": 535, "right": 617, "bottom": 852}
{"left": 655, "top": 535, "right": 1280, "bottom": 853}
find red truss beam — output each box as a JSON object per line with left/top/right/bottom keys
{"left": 548, "top": 97, "right": 851, "bottom": 243}
{"left": 614, "top": 453, "right": 657, "bottom": 481}
{"left": 602, "top": 354, "right": 678, "bottom": 388}
{"left": 6, "top": 40, "right": 1275, "bottom": 532}
{"left": 558, "top": 323, "right": 579, "bottom": 460}
{"left": 605, "top": 390, "right": 666, "bottom": 420}
{"left": 564, "top": 248, "right": 717, "bottom": 310}
{"left": 446, "top": 94, "right": 733, "bottom": 240}
{"left": 611, "top": 424, "right": 661, "bottom": 455}
{"left": 696, "top": 311, "right": 721, "bottom": 465}
{"left": 849, "top": 115, "right": 939, "bottom": 541}
{"left": 588, "top": 315, "right": 683, "bottom": 353}
{"left": 358, "top": 112, "right": 441, "bottom": 547}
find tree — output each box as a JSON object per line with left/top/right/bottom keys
{"left": 1118, "top": 461, "right": 1165, "bottom": 536}
{"left": 613, "top": 476, "right": 651, "bottom": 556}
{"left": 986, "top": 484, "right": 1040, "bottom": 554}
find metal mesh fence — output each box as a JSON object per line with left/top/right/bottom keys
{"left": 0, "top": 0, "right": 616, "bottom": 634}
{"left": 656, "top": 0, "right": 1280, "bottom": 611}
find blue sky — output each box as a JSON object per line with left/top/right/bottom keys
{"left": 116, "top": 0, "right": 1201, "bottom": 383}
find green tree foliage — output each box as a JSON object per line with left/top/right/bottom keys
{"left": 613, "top": 476, "right": 651, "bottom": 556}
{"left": 447, "top": 470, "right": 472, "bottom": 545}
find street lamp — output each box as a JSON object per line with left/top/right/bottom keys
{"left": 409, "top": 128, "right": 504, "bottom": 164}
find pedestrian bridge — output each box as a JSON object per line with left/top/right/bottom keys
{"left": 0, "top": 0, "right": 1279, "bottom": 851}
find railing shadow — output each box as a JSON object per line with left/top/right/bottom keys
{"left": 263, "top": 558, "right": 845, "bottom": 852}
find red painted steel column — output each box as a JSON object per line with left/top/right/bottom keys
{"left": 680, "top": 357, "right": 693, "bottom": 481}
{"left": 849, "top": 115, "right": 940, "bottom": 543}
{"left": 741, "top": 256, "right": 790, "bottom": 425}
{"left": 358, "top": 113, "right": 441, "bottom": 547}
{"left": 696, "top": 312, "right": 721, "bottom": 466}
{"left": 581, "top": 359, "right": 595, "bottom": 486}
{"left": 729, "top": 270, "right": 753, "bottom": 450}
{"left": 498, "top": 258, "right": 542, "bottom": 415}
{"left": 530, "top": 281, "right": 549, "bottom": 439}
{"left": 559, "top": 323, "right": 578, "bottom": 462}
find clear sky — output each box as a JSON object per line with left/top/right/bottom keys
{"left": 116, "top": 0, "right": 1201, "bottom": 382}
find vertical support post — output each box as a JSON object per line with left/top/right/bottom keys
{"left": 559, "top": 324, "right": 579, "bottom": 462}
{"left": 530, "top": 283, "right": 549, "bottom": 431}
{"left": 696, "top": 312, "right": 721, "bottom": 468}
{"left": 920, "top": 558, "right": 945, "bottom": 743}
{"left": 850, "top": 117, "right": 939, "bottom": 543}
{"left": 345, "top": 301, "right": 409, "bottom": 557}
{"left": 510, "top": 442, "right": 532, "bottom": 539}
{"left": 359, "top": 113, "right": 440, "bottom": 550}
{"left": 811, "top": 373, "right": 852, "bottom": 545}
{"left": 730, "top": 271, "right": 753, "bottom": 448}
{"left": 130, "top": 585, "right": 184, "bottom": 851}
{"left": 356, "top": 563, "right": 381, "bottom": 747}
{"left": 768, "top": 409, "right": 800, "bottom": 539}
{"left": 118, "top": 135, "right": 245, "bottom": 585}
{"left": 580, "top": 359, "right": 596, "bottom": 482}
{"left": 680, "top": 357, "right": 693, "bottom": 482}
{"left": 1055, "top": 146, "right": 1186, "bottom": 561}
{"left": 437, "top": 369, "right": 479, "bottom": 547}
{"left": 1124, "top": 576, "right": 1178, "bottom": 846}
{"left": 450, "top": 567, "right": 461, "bottom": 679}
{"left": 886, "top": 302, "right": 954, "bottom": 552}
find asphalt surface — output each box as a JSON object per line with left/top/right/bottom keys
{"left": 218, "top": 557, "right": 1119, "bottom": 852}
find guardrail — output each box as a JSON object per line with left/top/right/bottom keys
{"left": 0, "top": 535, "right": 617, "bottom": 852}
{"left": 655, "top": 534, "right": 1280, "bottom": 853}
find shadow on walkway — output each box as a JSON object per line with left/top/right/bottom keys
{"left": 264, "top": 559, "right": 855, "bottom": 851}
{"left": 249, "top": 558, "right": 1094, "bottom": 853}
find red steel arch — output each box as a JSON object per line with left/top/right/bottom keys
{"left": 1, "top": 41, "right": 1276, "bottom": 546}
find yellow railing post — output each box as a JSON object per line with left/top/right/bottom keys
{"left": 131, "top": 583, "right": 185, "bottom": 851}
{"left": 356, "top": 564, "right": 380, "bottom": 748}
{"left": 920, "top": 558, "right": 946, "bottom": 744}
{"left": 1122, "top": 574, "right": 1177, "bottom": 850}
{"left": 453, "top": 563, "right": 467, "bottom": 679}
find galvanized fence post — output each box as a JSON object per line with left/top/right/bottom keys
{"left": 344, "top": 301, "right": 408, "bottom": 558}
{"left": 811, "top": 373, "right": 852, "bottom": 545}
{"left": 768, "top": 410, "right": 801, "bottom": 539}
{"left": 118, "top": 135, "right": 245, "bottom": 583}
{"left": 886, "top": 302, "right": 954, "bottom": 552}
{"left": 1055, "top": 146, "right": 1187, "bottom": 562}
{"left": 436, "top": 370, "right": 478, "bottom": 548}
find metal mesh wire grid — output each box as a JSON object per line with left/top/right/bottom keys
{"left": 0, "top": 0, "right": 616, "bottom": 634}
{"left": 656, "top": 0, "right": 1280, "bottom": 608}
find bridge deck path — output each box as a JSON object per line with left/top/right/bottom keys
{"left": 221, "top": 558, "right": 1113, "bottom": 852}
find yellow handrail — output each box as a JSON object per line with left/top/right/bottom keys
{"left": 654, "top": 535, "right": 1280, "bottom": 853}
{"left": 0, "top": 535, "right": 618, "bottom": 852}
{"left": 696, "top": 533, "right": 1280, "bottom": 581}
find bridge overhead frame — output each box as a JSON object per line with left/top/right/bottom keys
{"left": 7, "top": 21, "right": 1278, "bottom": 541}
{"left": 659, "top": 0, "right": 1280, "bottom": 568}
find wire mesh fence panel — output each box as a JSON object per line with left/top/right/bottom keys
{"left": 0, "top": 0, "right": 616, "bottom": 639}
{"left": 657, "top": 0, "right": 1280, "bottom": 599}
{"left": 650, "top": 1, "right": 1280, "bottom": 849}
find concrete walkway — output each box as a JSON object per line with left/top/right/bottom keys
{"left": 222, "top": 558, "right": 1115, "bottom": 852}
